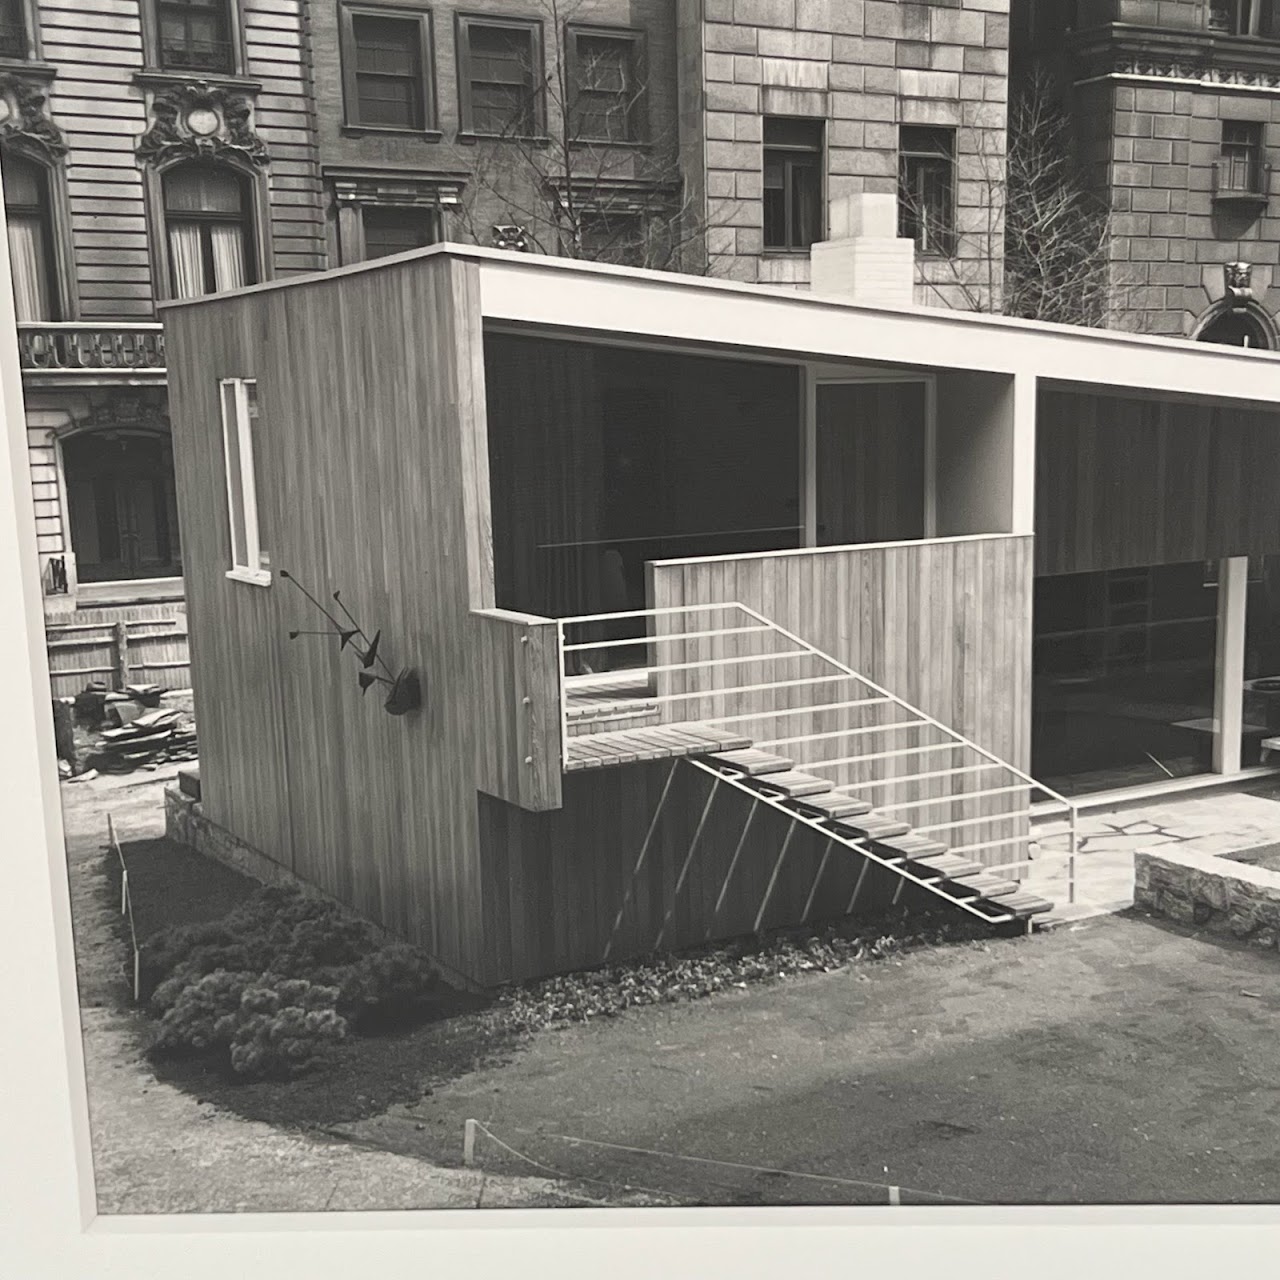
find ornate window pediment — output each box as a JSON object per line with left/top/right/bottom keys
{"left": 0, "top": 72, "right": 67, "bottom": 163}
{"left": 137, "top": 80, "right": 268, "bottom": 169}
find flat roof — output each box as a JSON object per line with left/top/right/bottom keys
{"left": 159, "top": 242, "right": 1280, "bottom": 408}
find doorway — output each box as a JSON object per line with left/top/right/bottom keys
{"left": 62, "top": 432, "right": 181, "bottom": 583}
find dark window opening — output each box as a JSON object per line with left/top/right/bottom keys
{"left": 345, "top": 10, "right": 430, "bottom": 130}
{"left": 4, "top": 151, "right": 59, "bottom": 321}
{"left": 362, "top": 205, "right": 440, "bottom": 258}
{"left": 1197, "top": 307, "right": 1274, "bottom": 348}
{"left": 899, "top": 125, "right": 956, "bottom": 257}
{"left": 64, "top": 433, "right": 182, "bottom": 583}
{"left": 570, "top": 29, "right": 642, "bottom": 143}
{"left": 460, "top": 19, "right": 540, "bottom": 137}
{"left": 579, "top": 211, "right": 646, "bottom": 265}
{"left": 1219, "top": 120, "right": 1266, "bottom": 195}
{"left": 162, "top": 163, "right": 255, "bottom": 298}
{"left": 0, "top": 0, "right": 29, "bottom": 58}
{"left": 762, "top": 116, "right": 823, "bottom": 252}
{"left": 156, "top": 0, "right": 235, "bottom": 74}
{"left": 1209, "top": 0, "right": 1275, "bottom": 35}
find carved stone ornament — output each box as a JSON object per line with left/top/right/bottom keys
{"left": 72, "top": 392, "right": 171, "bottom": 436}
{"left": 1225, "top": 262, "right": 1254, "bottom": 306}
{"left": 136, "top": 80, "right": 269, "bottom": 169}
{"left": 0, "top": 73, "right": 68, "bottom": 163}
{"left": 492, "top": 224, "right": 532, "bottom": 251}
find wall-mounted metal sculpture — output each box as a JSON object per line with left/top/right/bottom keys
{"left": 279, "top": 570, "right": 421, "bottom": 716}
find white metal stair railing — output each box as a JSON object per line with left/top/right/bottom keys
{"left": 555, "top": 601, "right": 1079, "bottom": 918}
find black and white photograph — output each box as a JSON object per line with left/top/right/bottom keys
{"left": 8, "top": 0, "right": 1280, "bottom": 1257}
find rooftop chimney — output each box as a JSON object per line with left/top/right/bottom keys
{"left": 810, "top": 193, "right": 916, "bottom": 310}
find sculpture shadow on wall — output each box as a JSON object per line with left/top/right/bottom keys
{"left": 279, "top": 570, "right": 422, "bottom": 716}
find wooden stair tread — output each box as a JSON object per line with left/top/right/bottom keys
{"left": 748, "top": 770, "right": 834, "bottom": 798}
{"left": 1001, "top": 893, "right": 1054, "bottom": 915}
{"left": 884, "top": 834, "right": 949, "bottom": 858}
{"left": 831, "top": 814, "right": 912, "bottom": 839}
{"left": 565, "top": 723, "right": 751, "bottom": 771}
{"left": 910, "top": 853, "right": 984, "bottom": 879}
{"left": 788, "top": 791, "right": 872, "bottom": 819}
{"left": 707, "top": 748, "right": 795, "bottom": 776}
{"left": 950, "top": 876, "right": 1019, "bottom": 899}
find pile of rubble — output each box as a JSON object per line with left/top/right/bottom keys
{"left": 57, "top": 682, "right": 198, "bottom": 778}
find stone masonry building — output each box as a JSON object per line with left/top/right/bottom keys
{"left": 1018, "top": 0, "right": 1280, "bottom": 343}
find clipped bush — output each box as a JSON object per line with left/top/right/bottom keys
{"left": 223, "top": 978, "right": 347, "bottom": 1079}
{"left": 151, "top": 968, "right": 257, "bottom": 1056}
{"left": 139, "top": 884, "right": 440, "bottom": 1081}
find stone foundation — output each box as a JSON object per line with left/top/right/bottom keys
{"left": 1134, "top": 847, "right": 1280, "bottom": 952}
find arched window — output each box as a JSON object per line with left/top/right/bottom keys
{"left": 3, "top": 151, "right": 60, "bottom": 321}
{"left": 162, "top": 162, "right": 255, "bottom": 298}
{"left": 1197, "top": 307, "right": 1274, "bottom": 350}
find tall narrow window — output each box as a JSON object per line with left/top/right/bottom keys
{"left": 1209, "top": 0, "right": 1274, "bottom": 34}
{"left": 762, "top": 117, "right": 824, "bottom": 251}
{"left": 569, "top": 28, "right": 643, "bottom": 143}
{"left": 163, "top": 163, "right": 255, "bottom": 298}
{"left": 1219, "top": 120, "right": 1265, "bottom": 195}
{"left": 361, "top": 206, "right": 440, "bottom": 258}
{"left": 341, "top": 8, "right": 432, "bottom": 130}
{"left": 458, "top": 18, "right": 540, "bottom": 138}
{"left": 898, "top": 126, "right": 956, "bottom": 257}
{"left": 156, "top": 0, "right": 235, "bottom": 74}
{"left": 4, "top": 152, "right": 59, "bottom": 321}
{"left": 219, "top": 377, "right": 268, "bottom": 581}
{"left": 0, "top": 0, "right": 29, "bottom": 58}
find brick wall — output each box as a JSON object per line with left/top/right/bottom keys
{"left": 691, "top": 0, "right": 1009, "bottom": 306}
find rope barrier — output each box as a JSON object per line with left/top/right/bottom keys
{"left": 465, "top": 1119, "right": 986, "bottom": 1206}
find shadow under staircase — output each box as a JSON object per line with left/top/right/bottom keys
{"left": 557, "top": 603, "right": 1079, "bottom": 931}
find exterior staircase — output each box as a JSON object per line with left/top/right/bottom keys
{"left": 556, "top": 603, "right": 1079, "bottom": 931}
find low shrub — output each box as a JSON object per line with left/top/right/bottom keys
{"left": 223, "top": 978, "right": 347, "bottom": 1080}
{"left": 140, "top": 885, "right": 439, "bottom": 1080}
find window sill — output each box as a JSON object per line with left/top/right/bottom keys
{"left": 761, "top": 249, "right": 815, "bottom": 257}
{"left": 134, "top": 68, "right": 262, "bottom": 94}
{"left": 568, "top": 137, "right": 651, "bottom": 151}
{"left": 340, "top": 125, "right": 443, "bottom": 141}
{"left": 0, "top": 58, "right": 55, "bottom": 80}
{"left": 225, "top": 567, "right": 271, "bottom": 588}
{"left": 457, "top": 131, "right": 550, "bottom": 148}
{"left": 1213, "top": 190, "right": 1269, "bottom": 205}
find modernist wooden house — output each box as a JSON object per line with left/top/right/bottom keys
{"left": 162, "top": 223, "right": 1280, "bottom": 988}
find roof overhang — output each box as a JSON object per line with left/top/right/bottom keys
{"left": 160, "top": 243, "right": 1280, "bottom": 409}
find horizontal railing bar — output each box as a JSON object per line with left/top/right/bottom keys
{"left": 756, "top": 720, "right": 928, "bottom": 749}
{"left": 948, "top": 834, "right": 1034, "bottom": 856}
{"left": 563, "top": 624, "right": 772, "bottom": 652}
{"left": 875, "top": 783, "right": 1032, "bottom": 814}
{"left": 700, "top": 697, "right": 890, "bottom": 726}
{"left": 977, "top": 852, "right": 1075, "bottom": 872}
{"left": 634, "top": 648, "right": 818, "bottom": 676}
{"left": 916, "top": 810, "right": 1033, "bottom": 836}
{"left": 733, "top": 600, "right": 1079, "bottom": 815}
{"left": 853, "top": 763, "right": 1005, "bottom": 789}
{"left": 805, "top": 743, "right": 967, "bottom": 771}
{"left": 557, "top": 603, "right": 746, "bottom": 626}
{"left": 643, "top": 674, "right": 853, "bottom": 705}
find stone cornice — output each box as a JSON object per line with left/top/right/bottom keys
{"left": 1072, "top": 23, "right": 1280, "bottom": 91}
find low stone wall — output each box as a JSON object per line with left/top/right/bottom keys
{"left": 1135, "top": 847, "right": 1280, "bottom": 952}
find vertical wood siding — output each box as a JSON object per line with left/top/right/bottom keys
{"left": 1035, "top": 388, "right": 1280, "bottom": 577}
{"left": 165, "top": 256, "right": 492, "bottom": 979}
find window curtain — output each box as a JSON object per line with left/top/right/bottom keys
{"left": 167, "top": 223, "right": 206, "bottom": 299}
{"left": 7, "top": 216, "right": 52, "bottom": 322}
{"left": 209, "top": 223, "right": 247, "bottom": 291}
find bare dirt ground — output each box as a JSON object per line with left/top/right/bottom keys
{"left": 59, "top": 770, "right": 598, "bottom": 1213}
{"left": 60, "top": 765, "right": 1280, "bottom": 1210}
{"left": 337, "top": 913, "right": 1280, "bottom": 1206}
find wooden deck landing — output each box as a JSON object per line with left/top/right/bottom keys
{"left": 564, "top": 722, "right": 752, "bottom": 772}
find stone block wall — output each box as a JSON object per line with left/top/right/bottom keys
{"left": 689, "top": 0, "right": 1010, "bottom": 305}
{"left": 1106, "top": 81, "right": 1280, "bottom": 336}
{"left": 1135, "top": 847, "right": 1280, "bottom": 952}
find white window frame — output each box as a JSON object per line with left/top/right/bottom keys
{"left": 218, "top": 376, "right": 270, "bottom": 586}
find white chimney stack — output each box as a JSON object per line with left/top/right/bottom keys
{"left": 810, "top": 193, "right": 916, "bottom": 310}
